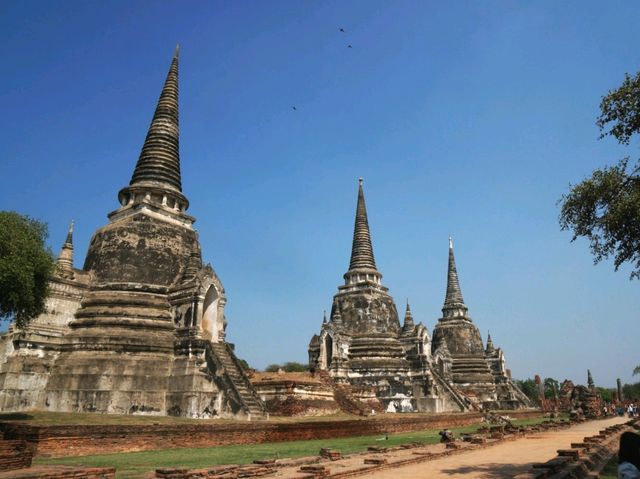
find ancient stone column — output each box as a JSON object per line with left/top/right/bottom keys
{"left": 617, "top": 378, "right": 623, "bottom": 402}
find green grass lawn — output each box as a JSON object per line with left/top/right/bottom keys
{"left": 33, "top": 416, "right": 552, "bottom": 479}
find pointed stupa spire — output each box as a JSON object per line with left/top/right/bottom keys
{"left": 403, "top": 299, "right": 415, "bottom": 329}
{"left": 344, "top": 178, "right": 381, "bottom": 285}
{"left": 485, "top": 331, "right": 495, "bottom": 353}
{"left": 441, "top": 236, "right": 469, "bottom": 319}
{"left": 129, "top": 46, "right": 182, "bottom": 192}
{"left": 64, "top": 221, "right": 74, "bottom": 246}
{"left": 56, "top": 221, "right": 75, "bottom": 279}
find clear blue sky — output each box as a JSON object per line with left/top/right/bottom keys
{"left": 1, "top": 1, "right": 638, "bottom": 387}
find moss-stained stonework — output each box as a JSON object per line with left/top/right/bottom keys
{"left": 309, "top": 182, "right": 531, "bottom": 412}
{"left": 0, "top": 49, "right": 265, "bottom": 420}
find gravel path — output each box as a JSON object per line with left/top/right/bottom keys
{"left": 363, "top": 415, "right": 627, "bottom": 478}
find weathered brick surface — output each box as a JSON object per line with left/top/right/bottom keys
{"left": 0, "top": 439, "right": 34, "bottom": 471}
{"left": 0, "top": 411, "right": 542, "bottom": 458}
{"left": 0, "top": 466, "right": 115, "bottom": 479}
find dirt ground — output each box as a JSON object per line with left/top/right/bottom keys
{"left": 362, "top": 415, "right": 628, "bottom": 478}
{"left": 267, "top": 415, "right": 627, "bottom": 479}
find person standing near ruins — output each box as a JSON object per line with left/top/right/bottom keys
{"left": 618, "top": 432, "right": 640, "bottom": 479}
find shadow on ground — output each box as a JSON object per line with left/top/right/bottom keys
{"left": 0, "top": 413, "right": 33, "bottom": 421}
{"left": 440, "top": 461, "right": 534, "bottom": 478}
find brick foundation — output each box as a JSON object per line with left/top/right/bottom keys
{"left": 0, "top": 439, "right": 34, "bottom": 471}
{"left": 0, "top": 411, "right": 542, "bottom": 458}
{"left": 0, "top": 466, "right": 115, "bottom": 479}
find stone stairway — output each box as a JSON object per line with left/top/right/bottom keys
{"left": 207, "top": 343, "right": 267, "bottom": 419}
{"left": 429, "top": 365, "right": 470, "bottom": 411}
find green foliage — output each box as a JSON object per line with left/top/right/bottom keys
{"left": 0, "top": 211, "right": 55, "bottom": 328}
{"left": 544, "top": 377, "right": 560, "bottom": 399}
{"left": 597, "top": 71, "right": 640, "bottom": 145}
{"left": 237, "top": 359, "right": 251, "bottom": 371}
{"left": 559, "top": 158, "right": 640, "bottom": 278}
{"left": 282, "top": 361, "right": 308, "bottom": 372}
{"left": 597, "top": 387, "right": 613, "bottom": 402}
{"left": 622, "top": 381, "right": 640, "bottom": 400}
{"left": 515, "top": 378, "right": 539, "bottom": 403}
{"left": 264, "top": 362, "right": 309, "bottom": 373}
{"left": 559, "top": 71, "right": 640, "bottom": 279}
{"left": 633, "top": 365, "right": 640, "bottom": 376}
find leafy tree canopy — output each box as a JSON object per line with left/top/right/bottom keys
{"left": 264, "top": 362, "right": 309, "bottom": 373}
{"left": 559, "top": 71, "right": 640, "bottom": 279}
{"left": 282, "top": 361, "right": 308, "bottom": 372}
{"left": 0, "top": 211, "right": 55, "bottom": 328}
{"left": 237, "top": 358, "right": 251, "bottom": 371}
{"left": 622, "top": 381, "right": 640, "bottom": 401}
{"left": 543, "top": 377, "right": 560, "bottom": 399}
{"left": 596, "top": 72, "right": 640, "bottom": 145}
{"left": 597, "top": 387, "right": 613, "bottom": 402}
{"left": 515, "top": 378, "right": 539, "bottom": 404}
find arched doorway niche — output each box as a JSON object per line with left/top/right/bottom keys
{"left": 198, "top": 270, "right": 227, "bottom": 342}
{"left": 322, "top": 335, "right": 334, "bottom": 369}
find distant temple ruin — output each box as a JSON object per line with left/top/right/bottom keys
{"left": 0, "top": 48, "right": 265, "bottom": 419}
{"left": 308, "top": 180, "right": 531, "bottom": 412}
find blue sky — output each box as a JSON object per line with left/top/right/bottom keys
{"left": 1, "top": 1, "right": 639, "bottom": 387}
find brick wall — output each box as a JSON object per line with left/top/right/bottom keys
{"left": 0, "top": 410, "right": 542, "bottom": 458}
{"left": 0, "top": 439, "right": 34, "bottom": 471}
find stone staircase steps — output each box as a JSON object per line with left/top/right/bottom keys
{"left": 209, "top": 343, "right": 266, "bottom": 417}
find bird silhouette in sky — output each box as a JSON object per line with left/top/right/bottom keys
{"left": 347, "top": 44, "right": 353, "bottom": 48}
{"left": 292, "top": 106, "right": 297, "bottom": 111}
{"left": 339, "top": 27, "right": 345, "bottom": 33}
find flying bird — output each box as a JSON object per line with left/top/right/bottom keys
{"left": 347, "top": 44, "right": 353, "bottom": 48}
{"left": 292, "top": 106, "right": 297, "bottom": 111}
{"left": 339, "top": 27, "right": 345, "bottom": 32}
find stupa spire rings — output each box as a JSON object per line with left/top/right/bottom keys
{"left": 403, "top": 299, "right": 415, "bottom": 329}
{"left": 343, "top": 178, "right": 382, "bottom": 286}
{"left": 130, "top": 48, "right": 181, "bottom": 191}
{"left": 65, "top": 220, "right": 74, "bottom": 246}
{"left": 441, "top": 236, "right": 469, "bottom": 320}
{"left": 115, "top": 47, "right": 191, "bottom": 225}
{"left": 485, "top": 331, "right": 495, "bottom": 353}
{"left": 56, "top": 220, "right": 75, "bottom": 279}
